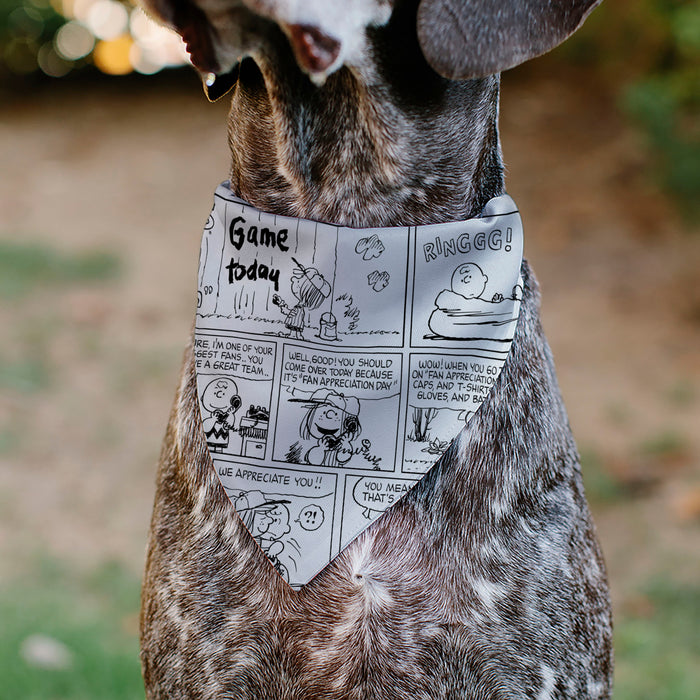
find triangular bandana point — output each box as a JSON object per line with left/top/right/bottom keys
{"left": 195, "top": 182, "right": 523, "bottom": 589}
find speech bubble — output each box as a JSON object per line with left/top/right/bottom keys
{"left": 282, "top": 347, "right": 400, "bottom": 400}
{"left": 409, "top": 355, "right": 500, "bottom": 408}
{"left": 352, "top": 477, "right": 415, "bottom": 519}
{"left": 295, "top": 504, "right": 325, "bottom": 531}
{"left": 196, "top": 337, "right": 276, "bottom": 380}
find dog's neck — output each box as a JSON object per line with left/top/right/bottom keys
{"left": 225, "top": 9, "right": 504, "bottom": 228}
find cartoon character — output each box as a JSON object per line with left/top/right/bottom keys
{"left": 200, "top": 377, "right": 242, "bottom": 453}
{"left": 234, "top": 490, "right": 292, "bottom": 579}
{"left": 287, "top": 389, "right": 362, "bottom": 467}
{"left": 427, "top": 262, "right": 519, "bottom": 340}
{"left": 439, "top": 262, "right": 489, "bottom": 305}
{"left": 272, "top": 257, "right": 331, "bottom": 340}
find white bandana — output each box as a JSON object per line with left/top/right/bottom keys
{"left": 195, "top": 182, "right": 523, "bottom": 588}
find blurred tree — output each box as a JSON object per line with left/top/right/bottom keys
{"left": 0, "top": 0, "right": 70, "bottom": 79}
{"left": 557, "top": 0, "right": 699, "bottom": 217}
{"left": 0, "top": 0, "right": 186, "bottom": 83}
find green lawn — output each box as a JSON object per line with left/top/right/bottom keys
{"left": 614, "top": 580, "right": 700, "bottom": 700}
{"left": 0, "top": 560, "right": 144, "bottom": 700}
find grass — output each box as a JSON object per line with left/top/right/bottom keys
{"left": 0, "top": 357, "right": 51, "bottom": 393}
{"left": 0, "top": 239, "right": 122, "bottom": 397}
{"left": 614, "top": 580, "right": 700, "bottom": 700}
{"left": 580, "top": 448, "right": 628, "bottom": 504}
{"left": 639, "top": 430, "right": 689, "bottom": 461}
{"left": 0, "top": 240, "right": 121, "bottom": 299}
{"left": 0, "top": 559, "right": 144, "bottom": 700}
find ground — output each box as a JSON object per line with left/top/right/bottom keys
{"left": 0, "top": 65, "right": 698, "bottom": 697}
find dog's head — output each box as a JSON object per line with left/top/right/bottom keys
{"left": 141, "top": 0, "right": 601, "bottom": 96}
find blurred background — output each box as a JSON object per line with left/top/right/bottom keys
{"left": 0, "top": 0, "right": 698, "bottom": 697}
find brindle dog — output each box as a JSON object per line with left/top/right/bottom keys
{"left": 138, "top": 0, "right": 613, "bottom": 697}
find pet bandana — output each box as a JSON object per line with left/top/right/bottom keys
{"left": 195, "top": 182, "right": 523, "bottom": 588}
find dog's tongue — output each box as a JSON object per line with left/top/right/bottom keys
{"left": 287, "top": 24, "right": 341, "bottom": 74}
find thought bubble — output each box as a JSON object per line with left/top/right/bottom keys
{"left": 295, "top": 504, "right": 325, "bottom": 531}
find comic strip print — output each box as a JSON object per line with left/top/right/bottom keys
{"left": 194, "top": 337, "right": 276, "bottom": 460}
{"left": 428, "top": 262, "right": 523, "bottom": 341}
{"left": 274, "top": 345, "right": 402, "bottom": 472}
{"left": 200, "top": 377, "right": 242, "bottom": 454}
{"left": 403, "top": 354, "right": 502, "bottom": 472}
{"left": 196, "top": 194, "right": 409, "bottom": 347}
{"left": 411, "top": 213, "right": 523, "bottom": 348}
{"left": 194, "top": 185, "right": 525, "bottom": 586}
{"left": 213, "top": 461, "right": 337, "bottom": 586}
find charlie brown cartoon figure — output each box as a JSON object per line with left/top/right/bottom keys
{"left": 428, "top": 262, "right": 518, "bottom": 339}
{"left": 200, "top": 377, "right": 241, "bottom": 453}
{"left": 436, "top": 262, "right": 491, "bottom": 307}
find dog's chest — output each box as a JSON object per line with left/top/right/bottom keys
{"left": 147, "top": 304, "right": 610, "bottom": 698}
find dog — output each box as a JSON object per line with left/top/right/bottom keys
{"left": 138, "top": 0, "right": 614, "bottom": 697}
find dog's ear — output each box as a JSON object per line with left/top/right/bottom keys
{"left": 416, "top": 0, "right": 602, "bottom": 80}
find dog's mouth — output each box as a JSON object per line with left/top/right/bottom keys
{"left": 201, "top": 20, "right": 341, "bottom": 100}
{"left": 204, "top": 64, "right": 241, "bottom": 102}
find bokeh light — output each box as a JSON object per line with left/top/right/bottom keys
{"left": 37, "top": 40, "right": 72, "bottom": 76}
{"left": 1, "top": 0, "right": 190, "bottom": 79}
{"left": 92, "top": 33, "right": 132, "bottom": 74}
{"left": 55, "top": 21, "right": 94, "bottom": 60}
{"left": 85, "top": 0, "right": 129, "bottom": 41}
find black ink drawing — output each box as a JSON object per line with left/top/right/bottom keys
{"left": 335, "top": 293, "right": 359, "bottom": 332}
{"left": 271, "top": 257, "right": 331, "bottom": 340}
{"left": 404, "top": 405, "right": 474, "bottom": 471}
{"left": 421, "top": 436, "right": 450, "bottom": 455}
{"left": 409, "top": 406, "right": 437, "bottom": 442}
{"left": 234, "top": 490, "right": 294, "bottom": 581}
{"left": 355, "top": 234, "right": 385, "bottom": 260}
{"left": 367, "top": 270, "right": 390, "bottom": 292}
{"left": 286, "top": 389, "right": 362, "bottom": 467}
{"left": 200, "top": 377, "right": 242, "bottom": 453}
{"left": 237, "top": 404, "right": 270, "bottom": 459}
{"left": 427, "top": 262, "right": 520, "bottom": 340}
{"left": 295, "top": 503, "right": 325, "bottom": 531}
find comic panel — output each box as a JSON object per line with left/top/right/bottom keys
{"left": 331, "top": 227, "right": 408, "bottom": 346}
{"left": 194, "top": 335, "right": 276, "bottom": 460}
{"left": 340, "top": 474, "right": 418, "bottom": 552}
{"left": 196, "top": 197, "right": 409, "bottom": 347}
{"left": 411, "top": 214, "right": 523, "bottom": 350}
{"left": 213, "top": 460, "right": 337, "bottom": 587}
{"left": 273, "top": 345, "right": 402, "bottom": 471}
{"left": 402, "top": 354, "right": 502, "bottom": 473}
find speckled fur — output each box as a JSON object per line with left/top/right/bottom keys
{"left": 139, "top": 0, "right": 613, "bottom": 697}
